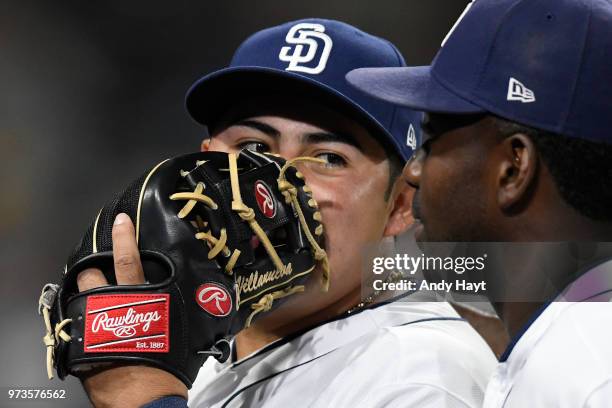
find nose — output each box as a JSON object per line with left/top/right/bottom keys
{"left": 404, "top": 149, "right": 424, "bottom": 188}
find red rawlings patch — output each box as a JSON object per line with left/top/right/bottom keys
{"left": 195, "top": 283, "right": 232, "bottom": 317}
{"left": 254, "top": 180, "right": 276, "bottom": 218}
{"left": 84, "top": 294, "right": 169, "bottom": 353}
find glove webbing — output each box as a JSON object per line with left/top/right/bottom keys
{"left": 228, "top": 153, "right": 286, "bottom": 274}
{"left": 228, "top": 153, "right": 331, "bottom": 326}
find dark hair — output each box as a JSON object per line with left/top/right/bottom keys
{"left": 494, "top": 117, "right": 612, "bottom": 221}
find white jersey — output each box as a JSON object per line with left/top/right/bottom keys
{"left": 483, "top": 259, "right": 612, "bottom": 407}
{"left": 189, "top": 300, "right": 496, "bottom": 407}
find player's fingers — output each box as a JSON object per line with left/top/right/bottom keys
{"left": 77, "top": 268, "right": 109, "bottom": 291}
{"left": 112, "top": 213, "right": 145, "bottom": 285}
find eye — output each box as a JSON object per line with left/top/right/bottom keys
{"left": 238, "top": 141, "right": 270, "bottom": 153}
{"left": 315, "top": 152, "right": 347, "bottom": 168}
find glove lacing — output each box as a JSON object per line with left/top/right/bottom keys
{"left": 277, "top": 157, "right": 330, "bottom": 292}
{"left": 170, "top": 179, "right": 242, "bottom": 276}
{"left": 244, "top": 285, "right": 305, "bottom": 327}
{"left": 38, "top": 283, "right": 72, "bottom": 379}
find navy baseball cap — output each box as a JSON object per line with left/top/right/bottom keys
{"left": 347, "top": 0, "right": 612, "bottom": 143}
{"left": 186, "top": 18, "right": 422, "bottom": 160}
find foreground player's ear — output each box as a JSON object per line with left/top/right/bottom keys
{"left": 496, "top": 133, "right": 537, "bottom": 211}
{"left": 200, "top": 138, "right": 211, "bottom": 152}
{"left": 383, "top": 179, "right": 415, "bottom": 237}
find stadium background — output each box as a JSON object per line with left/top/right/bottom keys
{"left": 1, "top": 1, "right": 467, "bottom": 406}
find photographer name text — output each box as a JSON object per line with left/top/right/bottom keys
{"left": 373, "top": 279, "right": 487, "bottom": 294}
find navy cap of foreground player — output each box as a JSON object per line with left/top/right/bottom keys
{"left": 347, "top": 0, "right": 612, "bottom": 143}
{"left": 186, "top": 18, "right": 422, "bottom": 161}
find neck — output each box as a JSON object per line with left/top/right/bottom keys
{"left": 234, "top": 286, "right": 362, "bottom": 360}
{"left": 495, "top": 302, "right": 543, "bottom": 339}
{"left": 492, "top": 240, "right": 612, "bottom": 340}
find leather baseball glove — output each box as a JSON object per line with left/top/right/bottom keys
{"left": 38, "top": 150, "right": 328, "bottom": 387}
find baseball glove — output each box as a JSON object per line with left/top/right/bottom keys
{"left": 38, "top": 150, "right": 328, "bottom": 387}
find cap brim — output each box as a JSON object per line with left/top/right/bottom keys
{"left": 187, "top": 66, "right": 380, "bottom": 127}
{"left": 346, "top": 66, "right": 483, "bottom": 114}
{"left": 186, "top": 66, "right": 410, "bottom": 160}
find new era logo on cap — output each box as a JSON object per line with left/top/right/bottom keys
{"left": 507, "top": 77, "right": 536, "bottom": 103}
{"left": 347, "top": 0, "right": 612, "bottom": 142}
{"left": 406, "top": 124, "right": 417, "bottom": 150}
{"left": 279, "top": 23, "right": 333, "bottom": 75}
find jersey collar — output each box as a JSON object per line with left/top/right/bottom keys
{"left": 216, "top": 295, "right": 462, "bottom": 376}
{"left": 499, "top": 257, "right": 612, "bottom": 363}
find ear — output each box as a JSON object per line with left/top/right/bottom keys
{"left": 200, "top": 138, "right": 211, "bottom": 152}
{"left": 383, "top": 178, "right": 415, "bottom": 237}
{"left": 496, "top": 133, "right": 538, "bottom": 211}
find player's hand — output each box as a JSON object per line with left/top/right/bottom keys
{"left": 77, "top": 213, "right": 145, "bottom": 290}
{"left": 76, "top": 213, "right": 187, "bottom": 407}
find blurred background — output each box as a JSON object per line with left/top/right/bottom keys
{"left": 1, "top": 0, "right": 467, "bottom": 405}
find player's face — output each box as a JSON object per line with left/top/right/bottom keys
{"left": 406, "top": 113, "right": 497, "bottom": 242}
{"left": 202, "top": 96, "right": 413, "bottom": 320}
